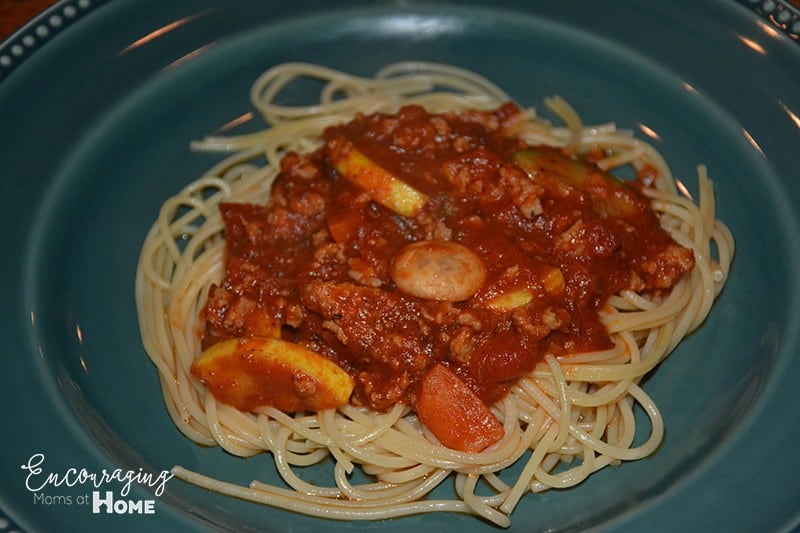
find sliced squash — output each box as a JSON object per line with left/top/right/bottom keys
{"left": 191, "top": 337, "right": 354, "bottom": 412}
{"left": 486, "top": 267, "right": 564, "bottom": 311}
{"left": 332, "top": 144, "right": 428, "bottom": 217}
{"left": 513, "top": 148, "right": 641, "bottom": 218}
{"left": 486, "top": 288, "right": 534, "bottom": 311}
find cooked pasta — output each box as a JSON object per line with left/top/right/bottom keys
{"left": 135, "top": 62, "right": 733, "bottom": 527}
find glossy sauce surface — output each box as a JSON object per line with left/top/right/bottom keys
{"left": 203, "top": 104, "right": 694, "bottom": 411}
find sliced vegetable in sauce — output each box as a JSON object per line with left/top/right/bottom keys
{"left": 199, "top": 104, "right": 696, "bottom": 450}
{"left": 485, "top": 266, "right": 565, "bottom": 311}
{"left": 330, "top": 140, "right": 428, "bottom": 217}
{"left": 512, "top": 147, "right": 643, "bottom": 218}
{"left": 486, "top": 288, "right": 534, "bottom": 311}
{"left": 413, "top": 363, "right": 504, "bottom": 453}
{"left": 190, "top": 337, "right": 355, "bottom": 412}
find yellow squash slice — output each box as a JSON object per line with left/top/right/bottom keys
{"left": 332, "top": 144, "right": 428, "bottom": 217}
{"left": 191, "top": 337, "right": 354, "bottom": 412}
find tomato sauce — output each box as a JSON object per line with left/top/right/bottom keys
{"left": 203, "top": 104, "right": 694, "bottom": 411}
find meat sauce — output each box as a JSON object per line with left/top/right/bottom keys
{"left": 203, "top": 103, "right": 694, "bottom": 412}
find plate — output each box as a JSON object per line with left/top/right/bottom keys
{"left": 2, "top": 0, "right": 799, "bottom": 531}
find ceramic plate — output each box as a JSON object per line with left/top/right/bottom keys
{"left": 2, "top": 0, "right": 799, "bottom": 531}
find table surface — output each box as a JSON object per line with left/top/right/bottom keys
{"left": 0, "top": 0, "right": 59, "bottom": 42}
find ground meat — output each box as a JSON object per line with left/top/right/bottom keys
{"left": 203, "top": 103, "right": 695, "bottom": 411}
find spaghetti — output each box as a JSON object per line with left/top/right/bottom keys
{"left": 135, "top": 62, "right": 733, "bottom": 527}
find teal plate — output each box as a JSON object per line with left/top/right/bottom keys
{"left": 1, "top": 0, "right": 799, "bottom": 531}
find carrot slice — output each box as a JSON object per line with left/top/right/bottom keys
{"left": 413, "top": 363, "right": 504, "bottom": 453}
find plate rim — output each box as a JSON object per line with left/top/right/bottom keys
{"left": 2, "top": 1, "right": 800, "bottom": 532}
